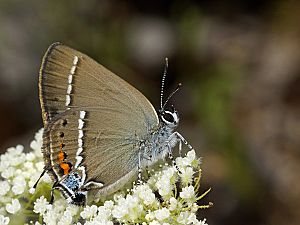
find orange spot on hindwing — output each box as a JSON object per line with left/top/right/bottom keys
{"left": 60, "top": 163, "right": 71, "bottom": 175}
{"left": 57, "top": 142, "right": 72, "bottom": 175}
{"left": 58, "top": 151, "right": 65, "bottom": 162}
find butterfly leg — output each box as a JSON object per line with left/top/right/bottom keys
{"left": 33, "top": 169, "right": 47, "bottom": 189}
{"left": 50, "top": 181, "right": 58, "bottom": 204}
{"left": 172, "top": 132, "right": 194, "bottom": 152}
{"left": 167, "top": 144, "right": 175, "bottom": 164}
{"left": 167, "top": 144, "right": 180, "bottom": 172}
{"left": 137, "top": 143, "right": 152, "bottom": 184}
{"left": 167, "top": 132, "right": 194, "bottom": 172}
{"left": 137, "top": 151, "right": 142, "bottom": 184}
{"left": 178, "top": 138, "right": 183, "bottom": 157}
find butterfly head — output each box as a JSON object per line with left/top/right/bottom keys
{"left": 160, "top": 105, "right": 179, "bottom": 128}
{"left": 159, "top": 59, "right": 181, "bottom": 128}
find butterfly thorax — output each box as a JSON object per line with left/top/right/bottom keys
{"left": 140, "top": 108, "right": 180, "bottom": 166}
{"left": 140, "top": 122, "right": 176, "bottom": 166}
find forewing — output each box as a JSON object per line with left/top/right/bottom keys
{"left": 39, "top": 42, "right": 159, "bottom": 129}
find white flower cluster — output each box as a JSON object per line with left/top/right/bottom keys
{"left": 0, "top": 129, "right": 52, "bottom": 224}
{"left": 0, "top": 129, "right": 211, "bottom": 225}
{"left": 33, "top": 197, "right": 79, "bottom": 225}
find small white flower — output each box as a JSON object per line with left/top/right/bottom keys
{"left": 0, "top": 160, "right": 9, "bottom": 172}
{"left": 177, "top": 211, "right": 190, "bottom": 224}
{"left": 111, "top": 202, "right": 127, "bottom": 219}
{"left": 10, "top": 154, "right": 25, "bottom": 167}
{"left": 33, "top": 196, "right": 51, "bottom": 215}
{"left": 176, "top": 211, "right": 200, "bottom": 224}
{"left": 6, "top": 198, "right": 21, "bottom": 214}
{"left": 191, "top": 203, "right": 198, "bottom": 213}
{"left": 7, "top": 145, "right": 23, "bottom": 156}
{"left": 95, "top": 205, "right": 112, "bottom": 222}
{"left": 35, "top": 161, "right": 45, "bottom": 172}
{"left": 103, "top": 200, "right": 114, "bottom": 209}
{"left": 163, "top": 167, "right": 176, "bottom": 178}
{"left": 112, "top": 194, "right": 143, "bottom": 221}
{"left": 180, "top": 186, "right": 195, "bottom": 200}
{"left": 12, "top": 176, "right": 27, "bottom": 195}
{"left": 145, "top": 211, "right": 155, "bottom": 221}
{"left": 156, "top": 179, "right": 172, "bottom": 196}
{"left": 30, "top": 129, "right": 43, "bottom": 156}
{"left": 43, "top": 208, "right": 59, "bottom": 225}
{"left": 186, "top": 150, "right": 196, "bottom": 161}
{"left": 169, "top": 197, "right": 179, "bottom": 211}
{"left": 180, "top": 166, "right": 195, "bottom": 185}
{"left": 80, "top": 205, "right": 98, "bottom": 219}
{"left": 66, "top": 205, "right": 79, "bottom": 216}
{"left": 176, "top": 157, "right": 185, "bottom": 170}
{"left": 24, "top": 161, "right": 34, "bottom": 170}
{"left": 187, "top": 212, "right": 197, "bottom": 224}
{"left": 58, "top": 209, "right": 73, "bottom": 225}
{"left": 154, "top": 207, "right": 170, "bottom": 221}
{"left": 1, "top": 167, "right": 15, "bottom": 179}
{"left": 0, "top": 181, "right": 10, "bottom": 196}
{"left": 136, "top": 184, "right": 156, "bottom": 205}
{"left": 155, "top": 168, "right": 176, "bottom": 197}
{"left": 0, "top": 215, "right": 10, "bottom": 225}
{"left": 176, "top": 150, "right": 199, "bottom": 171}
{"left": 25, "top": 152, "right": 36, "bottom": 161}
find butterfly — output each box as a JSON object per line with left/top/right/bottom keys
{"left": 34, "top": 42, "right": 194, "bottom": 205}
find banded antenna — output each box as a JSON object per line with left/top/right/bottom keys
{"left": 160, "top": 58, "right": 169, "bottom": 111}
{"left": 162, "top": 83, "right": 182, "bottom": 110}
{"left": 159, "top": 58, "right": 182, "bottom": 111}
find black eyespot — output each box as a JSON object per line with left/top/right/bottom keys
{"left": 61, "top": 143, "right": 65, "bottom": 148}
{"left": 59, "top": 132, "right": 64, "bottom": 138}
{"left": 72, "top": 193, "right": 86, "bottom": 206}
{"left": 62, "top": 119, "right": 68, "bottom": 126}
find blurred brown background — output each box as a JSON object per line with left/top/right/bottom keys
{"left": 0, "top": 1, "right": 299, "bottom": 224}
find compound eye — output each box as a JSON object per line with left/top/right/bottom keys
{"left": 163, "top": 112, "right": 175, "bottom": 123}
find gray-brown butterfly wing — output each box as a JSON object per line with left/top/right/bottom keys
{"left": 42, "top": 110, "right": 81, "bottom": 180}
{"left": 39, "top": 43, "right": 158, "bottom": 126}
{"left": 42, "top": 109, "right": 138, "bottom": 194}
{"left": 39, "top": 43, "right": 159, "bottom": 196}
